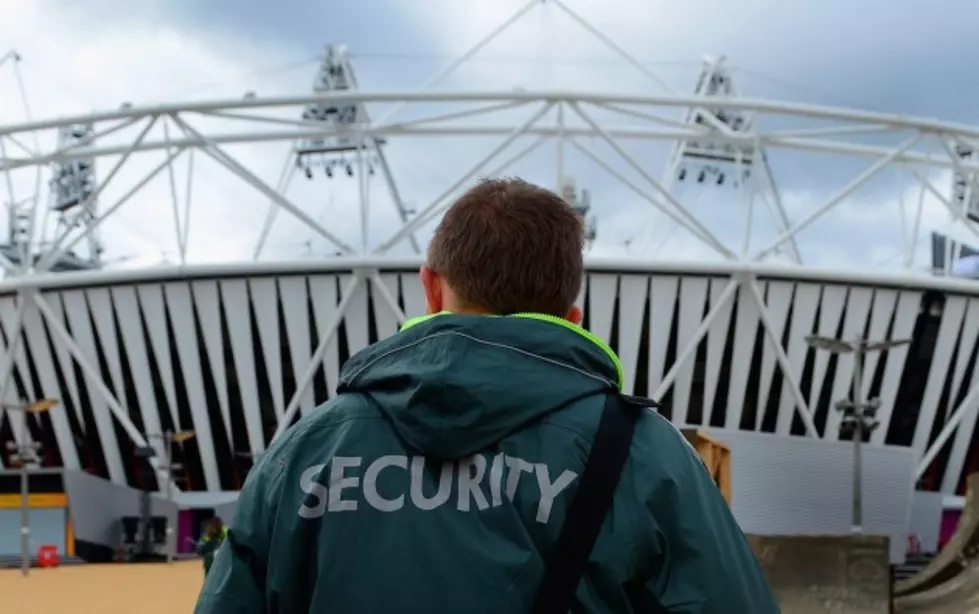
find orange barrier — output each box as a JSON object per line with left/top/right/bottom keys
{"left": 66, "top": 518, "right": 74, "bottom": 557}
{"left": 0, "top": 493, "right": 68, "bottom": 509}
{"left": 681, "top": 429, "right": 732, "bottom": 505}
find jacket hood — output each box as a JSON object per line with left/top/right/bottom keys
{"left": 337, "top": 312, "right": 623, "bottom": 460}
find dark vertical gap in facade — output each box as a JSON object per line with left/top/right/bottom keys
{"left": 0, "top": 414, "right": 14, "bottom": 464}
{"left": 815, "top": 289, "right": 851, "bottom": 437}
{"left": 279, "top": 280, "right": 298, "bottom": 426}
{"left": 887, "top": 292, "right": 938, "bottom": 447}
{"left": 248, "top": 285, "right": 277, "bottom": 447}
{"left": 607, "top": 276, "right": 622, "bottom": 355}
{"left": 686, "top": 281, "right": 710, "bottom": 426}
{"left": 957, "top": 367, "right": 979, "bottom": 493}
{"left": 581, "top": 276, "right": 591, "bottom": 332}
{"left": 867, "top": 298, "right": 900, "bottom": 402}
{"left": 276, "top": 281, "right": 302, "bottom": 429}
{"left": 63, "top": 308, "right": 109, "bottom": 479}
{"left": 791, "top": 286, "right": 823, "bottom": 436}
{"left": 19, "top": 326, "right": 62, "bottom": 467}
{"left": 926, "top": 302, "right": 965, "bottom": 453}
{"left": 163, "top": 292, "right": 205, "bottom": 492}
{"left": 41, "top": 307, "right": 88, "bottom": 472}
{"left": 397, "top": 275, "right": 407, "bottom": 315}
{"left": 366, "top": 281, "right": 380, "bottom": 347}
{"left": 709, "top": 292, "right": 738, "bottom": 428}
{"left": 935, "top": 311, "right": 979, "bottom": 495}
{"left": 659, "top": 282, "right": 681, "bottom": 422}
{"left": 217, "top": 290, "right": 253, "bottom": 482}
{"left": 110, "top": 305, "right": 155, "bottom": 491}
{"left": 137, "top": 296, "right": 177, "bottom": 439}
{"left": 336, "top": 277, "right": 353, "bottom": 369}
{"left": 740, "top": 286, "right": 766, "bottom": 432}
{"left": 191, "top": 294, "right": 235, "bottom": 491}
{"left": 761, "top": 285, "right": 796, "bottom": 434}
{"left": 633, "top": 278, "right": 652, "bottom": 399}
{"left": 307, "top": 278, "right": 330, "bottom": 406}
{"left": 85, "top": 297, "right": 137, "bottom": 488}
{"left": 819, "top": 290, "right": 852, "bottom": 436}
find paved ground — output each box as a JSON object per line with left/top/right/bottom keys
{"left": 0, "top": 560, "right": 204, "bottom": 614}
{"left": 2, "top": 554, "right": 977, "bottom": 613}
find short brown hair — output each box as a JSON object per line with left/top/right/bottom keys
{"left": 427, "top": 177, "right": 584, "bottom": 316}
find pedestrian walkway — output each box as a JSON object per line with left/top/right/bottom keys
{"left": 0, "top": 560, "right": 202, "bottom": 614}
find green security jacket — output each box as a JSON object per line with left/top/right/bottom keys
{"left": 197, "top": 527, "right": 228, "bottom": 574}
{"left": 195, "top": 313, "right": 779, "bottom": 614}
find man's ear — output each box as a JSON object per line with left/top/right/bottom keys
{"left": 564, "top": 304, "right": 583, "bottom": 326}
{"left": 420, "top": 265, "right": 443, "bottom": 315}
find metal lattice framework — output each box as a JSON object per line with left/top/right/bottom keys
{"left": 3, "top": 0, "right": 979, "bottom": 495}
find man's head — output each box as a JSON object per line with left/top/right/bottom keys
{"left": 421, "top": 178, "right": 584, "bottom": 323}
{"left": 211, "top": 517, "right": 224, "bottom": 533}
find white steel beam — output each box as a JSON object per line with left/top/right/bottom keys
{"left": 916, "top": 380, "right": 979, "bottom": 482}
{"left": 568, "top": 139, "right": 728, "bottom": 257}
{"left": 369, "top": 272, "right": 406, "bottom": 324}
{"left": 373, "top": 143, "right": 420, "bottom": 254}
{"left": 5, "top": 124, "right": 977, "bottom": 174}
{"left": 0, "top": 137, "right": 22, "bottom": 273}
{"left": 0, "top": 295, "right": 28, "bottom": 403}
{"left": 753, "top": 134, "right": 922, "bottom": 261}
{"left": 29, "top": 290, "right": 179, "bottom": 491}
{"left": 550, "top": 0, "right": 673, "bottom": 92}
{"left": 170, "top": 113, "right": 357, "bottom": 255}
{"left": 596, "top": 101, "right": 706, "bottom": 131}
{"left": 271, "top": 273, "right": 363, "bottom": 443}
{"left": 907, "top": 167, "right": 979, "bottom": 248}
{"left": 744, "top": 275, "right": 820, "bottom": 438}
{"left": 571, "top": 102, "right": 738, "bottom": 259}
{"left": 651, "top": 277, "right": 740, "bottom": 404}
{"left": 9, "top": 91, "right": 979, "bottom": 144}
{"left": 756, "top": 152, "right": 803, "bottom": 264}
{"left": 406, "top": 135, "right": 546, "bottom": 236}
{"left": 252, "top": 153, "right": 296, "bottom": 260}
{"left": 373, "top": 0, "right": 540, "bottom": 126}
{"left": 374, "top": 103, "right": 553, "bottom": 253}
{"left": 199, "top": 100, "right": 530, "bottom": 133}
{"left": 161, "top": 117, "right": 186, "bottom": 263}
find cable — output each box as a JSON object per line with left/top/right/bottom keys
{"left": 730, "top": 65, "right": 879, "bottom": 110}
{"left": 9, "top": 53, "right": 101, "bottom": 111}
{"left": 162, "top": 56, "right": 320, "bottom": 99}
{"left": 351, "top": 51, "right": 697, "bottom": 68}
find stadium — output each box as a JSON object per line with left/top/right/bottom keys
{"left": 3, "top": 1, "right": 979, "bottom": 611}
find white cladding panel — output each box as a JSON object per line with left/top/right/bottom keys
{"left": 704, "top": 428, "right": 916, "bottom": 564}
{"left": 1, "top": 266, "right": 975, "bottom": 496}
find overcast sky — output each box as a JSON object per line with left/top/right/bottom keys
{"left": 1, "top": 0, "right": 978, "bottom": 270}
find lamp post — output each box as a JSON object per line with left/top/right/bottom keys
{"left": 805, "top": 335, "right": 910, "bottom": 535}
{"left": 3, "top": 398, "right": 58, "bottom": 577}
{"left": 146, "top": 430, "right": 194, "bottom": 563}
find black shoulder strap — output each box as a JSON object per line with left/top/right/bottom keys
{"left": 532, "top": 392, "right": 661, "bottom": 614}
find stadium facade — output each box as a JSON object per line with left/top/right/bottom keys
{"left": 0, "top": 258, "right": 974, "bottom": 498}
